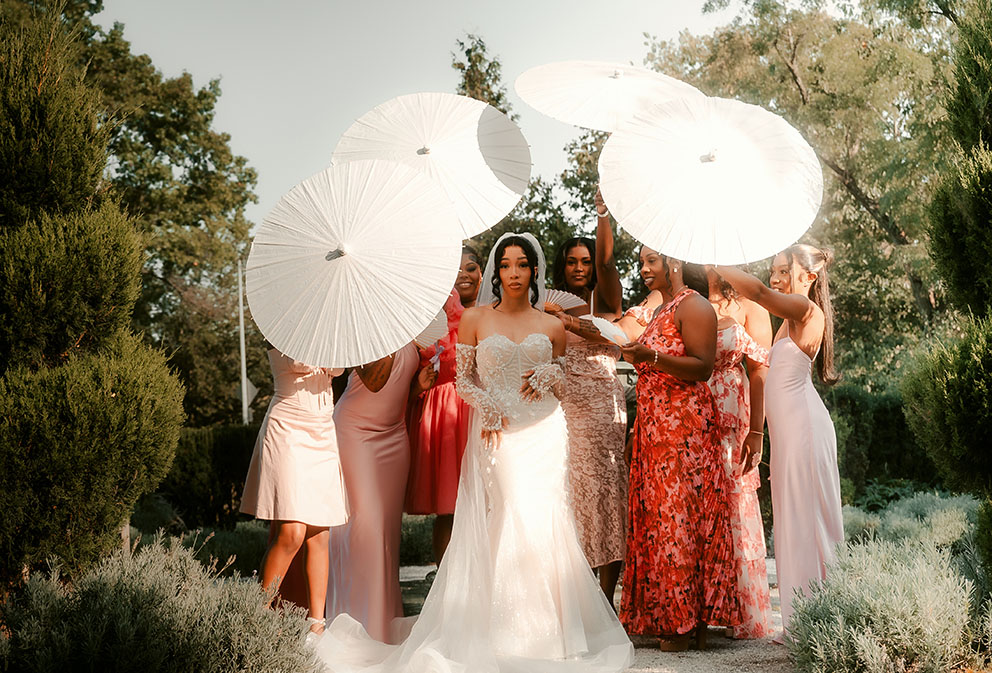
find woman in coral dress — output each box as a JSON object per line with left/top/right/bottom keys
{"left": 704, "top": 268, "right": 774, "bottom": 639}
{"left": 716, "top": 244, "right": 843, "bottom": 639}
{"left": 240, "top": 348, "right": 346, "bottom": 634}
{"left": 405, "top": 246, "right": 481, "bottom": 563}
{"left": 618, "top": 247, "right": 739, "bottom": 651}
{"left": 548, "top": 188, "right": 627, "bottom": 605}
{"left": 327, "top": 343, "right": 426, "bottom": 644}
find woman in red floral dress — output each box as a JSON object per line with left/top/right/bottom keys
{"left": 618, "top": 247, "right": 740, "bottom": 651}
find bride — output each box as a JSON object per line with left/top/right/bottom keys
{"left": 316, "top": 232, "right": 633, "bottom": 673}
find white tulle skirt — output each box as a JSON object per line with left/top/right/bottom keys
{"left": 315, "top": 405, "right": 634, "bottom": 673}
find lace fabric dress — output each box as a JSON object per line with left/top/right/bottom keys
{"left": 316, "top": 333, "right": 633, "bottom": 673}
{"left": 560, "top": 332, "right": 628, "bottom": 568}
{"left": 621, "top": 288, "right": 740, "bottom": 636}
{"left": 707, "top": 323, "right": 773, "bottom": 638}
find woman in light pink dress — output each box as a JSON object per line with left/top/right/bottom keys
{"left": 240, "top": 348, "right": 346, "bottom": 634}
{"left": 704, "top": 268, "right": 774, "bottom": 639}
{"left": 327, "top": 343, "right": 425, "bottom": 644}
{"left": 716, "top": 244, "right": 843, "bottom": 639}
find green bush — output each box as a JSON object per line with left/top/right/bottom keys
{"left": 400, "top": 515, "right": 435, "bottom": 566}
{"left": 0, "top": 332, "right": 184, "bottom": 583}
{"left": 0, "top": 10, "right": 109, "bottom": 226}
{"left": 158, "top": 424, "right": 260, "bottom": 530}
{"left": 0, "top": 537, "right": 319, "bottom": 673}
{"left": 188, "top": 522, "right": 269, "bottom": 579}
{"left": 903, "top": 314, "right": 992, "bottom": 496}
{"left": 824, "top": 384, "right": 937, "bottom": 499}
{"left": 788, "top": 539, "right": 972, "bottom": 673}
{"left": 0, "top": 201, "right": 142, "bottom": 370}
{"left": 843, "top": 491, "right": 978, "bottom": 550}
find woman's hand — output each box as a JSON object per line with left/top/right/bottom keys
{"left": 594, "top": 185, "right": 608, "bottom": 217}
{"left": 481, "top": 420, "right": 507, "bottom": 449}
{"left": 618, "top": 342, "right": 652, "bottom": 365}
{"left": 740, "top": 432, "right": 763, "bottom": 474}
{"left": 520, "top": 369, "right": 542, "bottom": 402}
{"left": 410, "top": 364, "right": 437, "bottom": 397}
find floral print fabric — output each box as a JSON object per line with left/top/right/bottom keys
{"left": 620, "top": 287, "right": 740, "bottom": 636}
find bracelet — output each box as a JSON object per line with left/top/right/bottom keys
{"left": 652, "top": 349, "right": 659, "bottom": 367}
{"left": 596, "top": 208, "right": 609, "bottom": 218}
{"left": 748, "top": 430, "right": 764, "bottom": 437}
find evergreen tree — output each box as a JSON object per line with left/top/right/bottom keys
{"left": 903, "top": 0, "right": 992, "bottom": 566}
{"left": 0, "top": 7, "right": 184, "bottom": 584}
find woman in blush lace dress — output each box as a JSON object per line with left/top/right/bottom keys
{"left": 316, "top": 233, "right": 633, "bottom": 673}
{"left": 326, "top": 344, "right": 432, "bottom": 644}
{"left": 703, "top": 267, "right": 774, "bottom": 639}
{"left": 618, "top": 247, "right": 739, "bottom": 651}
{"left": 548, "top": 188, "right": 627, "bottom": 607}
{"left": 716, "top": 244, "right": 843, "bottom": 640}
{"left": 240, "top": 348, "right": 345, "bottom": 635}
{"left": 405, "top": 245, "right": 482, "bottom": 564}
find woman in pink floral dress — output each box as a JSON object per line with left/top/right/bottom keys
{"left": 618, "top": 247, "right": 739, "bottom": 651}
{"left": 705, "top": 268, "right": 774, "bottom": 639}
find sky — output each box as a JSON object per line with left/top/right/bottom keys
{"left": 92, "top": 0, "right": 739, "bottom": 226}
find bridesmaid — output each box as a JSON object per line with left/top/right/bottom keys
{"left": 702, "top": 266, "right": 775, "bottom": 639}
{"left": 618, "top": 247, "right": 739, "bottom": 651}
{"left": 715, "top": 244, "right": 842, "bottom": 639}
{"left": 327, "top": 343, "right": 432, "bottom": 643}
{"left": 549, "top": 188, "right": 627, "bottom": 606}
{"left": 405, "top": 245, "right": 482, "bottom": 564}
{"left": 240, "top": 348, "right": 346, "bottom": 635}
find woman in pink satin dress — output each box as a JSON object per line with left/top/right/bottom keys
{"left": 704, "top": 268, "right": 774, "bottom": 639}
{"left": 240, "top": 348, "right": 346, "bottom": 634}
{"left": 327, "top": 343, "right": 430, "bottom": 644}
{"left": 716, "top": 244, "right": 843, "bottom": 640}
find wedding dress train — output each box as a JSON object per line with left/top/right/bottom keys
{"left": 316, "top": 332, "right": 633, "bottom": 673}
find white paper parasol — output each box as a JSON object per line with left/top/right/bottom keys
{"left": 598, "top": 95, "right": 823, "bottom": 265}
{"left": 514, "top": 60, "right": 702, "bottom": 133}
{"left": 331, "top": 92, "right": 531, "bottom": 238}
{"left": 413, "top": 309, "right": 448, "bottom": 348}
{"left": 246, "top": 160, "right": 463, "bottom": 368}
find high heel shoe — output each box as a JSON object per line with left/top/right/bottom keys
{"left": 692, "top": 624, "right": 708, "bottom": 650}
{"left": 657, "top": 633, "right": 690, "bottom": 652}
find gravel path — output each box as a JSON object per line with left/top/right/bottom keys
{"left": 401, "top": 559, "right": 794, "bottom": 673}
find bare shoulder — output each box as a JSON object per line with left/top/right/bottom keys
{"left": 459, "top": 305, "right": 488, "bottom": 344}
{"left": 679, "top": 292, "right": 717, "bottom": 320}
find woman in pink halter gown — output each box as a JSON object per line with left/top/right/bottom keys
{"left": 326, "top": 343, "right": 423, "bottom": 643}
{"left": 716, "top": 244, "right": 843, "bottom": 639}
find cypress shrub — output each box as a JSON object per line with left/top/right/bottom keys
{"left": 0, "top": 8, "right": 184, "bottom": 583}
{"left": 158, "top": 424, "right": 260, "bottom": 530}
{"left": 0, "top": 11, "right": 108, "bottom": 227}
{"left": 0, "top": 201, "right": 142, "bottom": 370}
{"left": 0, "top": 537, "right": 319, "bottom": 673}
{"left": 0, "top": 332, "right": 184, "bottom": 583}
{"left": 903, "top": 315, "right": 992, "bottom": 496}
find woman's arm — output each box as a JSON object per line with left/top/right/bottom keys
{"left": 715, "top": 265, "right": 812, "bottom": 323}
{"left": 618, "top": 296, "right": 716, "bottom": 381}
{"left": 356, "top": 352, "right": 395, "bottom": 392}
{"left": 592, "top": 188, "right": 623, "bottom": 319}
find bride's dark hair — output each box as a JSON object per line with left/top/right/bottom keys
{"left": 489, "top": 235, "right": 541, "bottom": 308}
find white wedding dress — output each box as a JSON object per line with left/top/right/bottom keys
{"left": 316, "top": 332, "right": 633, "bottom": 673}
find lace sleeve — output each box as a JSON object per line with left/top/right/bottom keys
{"left": 528, "top": 357, "right": 565, "bottom": 399}
{"left": 455, "top": 344, "right": 505, "bottom": 431}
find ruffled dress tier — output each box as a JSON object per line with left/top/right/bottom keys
{"left": 621, "top": 287, "right": 740, "bottom": 636}
{"left": 405, "top": 291, "right": 471, "bottom": 515}
{"left": 766, "top": 336, "right": 843, "bottom": 633}
{"left": 707, "top": 323, "right": 773, "bottom": 638}
{"left": 240, "top": 350, "right": 347, "bottom": 527}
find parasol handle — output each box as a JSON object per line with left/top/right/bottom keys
{"left": 417, "top": 146, "right": 431, "bottom": 155}
{"left": 699, "top": 149, "right": 718, "bottom": 163}
{"left": 325, "top": 246, "right": 347, "bottom": 261}
{"left": 609, "top": 68, "right": 624, "bottom": 79}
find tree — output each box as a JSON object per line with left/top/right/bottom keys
{"left": 0, "top": 7, "right": 184, "bottom": 583}
{"left": 2, "top": 0, "right": 270, "bottom": 426}
{"left": 643, "top": 0, "right": 957, "bottom": 387}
